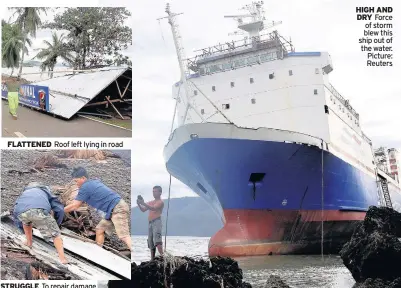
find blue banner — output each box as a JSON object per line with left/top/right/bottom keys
{"left": 18, "top": 84, "right": 49, "bottom": 112}
{"left": 1, "top": 82, "right": 8, "bottom": 99}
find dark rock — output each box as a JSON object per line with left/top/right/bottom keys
{"left": 131, "top": 256, "right": 252, "bottom": 288}
{"left": 340, "top": 206, "right": 401, "bottom": 284}
{"left": 264, "top": 275, "right": 292, "bottom": 288}
{"left": 108, "top": 280, "right": 130, "bottom": 288}
{"left": 363, "top": 206, "right": 401, "bottom": 236}
{"left": 131, "top": 257, "right": 168, "bottom": 287}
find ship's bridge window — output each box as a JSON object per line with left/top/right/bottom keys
{"left": 250, "top": 77, "right": 254, "bottom": 84}
{"left": 260, "top": 53, "right": 274, "bottom": 62}
{"left": 231, "top": 82, "right": 235, "bottom": 88}
{"left": 289, "top": 70, "right": 293, "bottom": 76}
{"left": 269, "top": 73, "right": 274, "bottom": 79}
{"left": 222, "top": 103, "right": 230, "bottom": 110}
{"left": 314, "top": 89, "right": 318, "bottom": 95}
{"left": 210, "top": 64, "right": 222, "bottom": 73}
{"left": 234, "top": 59, "right": 245, "bottom": 68}
{"left": 247, "top": 56, "right": 258, "bottom": 65}
{"left": 212, "top": 86, "right": 216, "bottom": 92}
{"left": 222, "top": 62, "right": 232, "bottom": 70}
{"left": 251, "top": 98, "right": 256, "bottom": 104}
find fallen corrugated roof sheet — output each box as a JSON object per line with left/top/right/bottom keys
{"left": 1, "top": 216, "right": 130, "bottom": 280}
{"left": 33, "top": 67, "right": 131, "bottom": 119}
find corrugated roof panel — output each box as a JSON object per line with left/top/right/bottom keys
{"left": 1, "top": 219, "right": 123, "bottom": 280}
{"left": 33, "top": 67, "right": 129, "bottom": 119}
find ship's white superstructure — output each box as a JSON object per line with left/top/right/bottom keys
{"left": 169, "top": 2, "right": 375, "bottom": 181}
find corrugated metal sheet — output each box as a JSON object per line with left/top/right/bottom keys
{"left": 33, "top": 67, "right": 129, "bottom": 119}
{"left": 1, "top": 217, "right": 130, "bottom": 280}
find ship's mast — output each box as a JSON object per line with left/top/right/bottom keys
{"left": 158, "top": 3, "right": 193, "bottom": 124}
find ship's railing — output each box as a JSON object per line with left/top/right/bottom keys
{"left": 187, "top": 30, "right": 293, "bottom": 70}
{"left": 326, "top": 83, "right": 360, "bottom": 120}
{"left": 326, "top": 83, "right": 372, "bottom": 144}
{"left": 191, "top": 50, "right": 279, "bottom": 76}
{"left": 362, "top": 132, "right": 372, "bottom": 144}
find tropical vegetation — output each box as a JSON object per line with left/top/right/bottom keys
{"left": 2, "top": 7, "right": 132, "bottom": 79}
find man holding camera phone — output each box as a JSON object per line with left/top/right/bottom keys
{"left": 137, "top": 186, "right": 164, "bottom": 260}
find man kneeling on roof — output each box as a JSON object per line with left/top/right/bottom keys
{"left": 13, "top": 182, "right": 68, "bottom": 264}
{"left": 64, "top": 167, "right": 132, "bottom": 251}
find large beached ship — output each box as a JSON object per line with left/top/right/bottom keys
{"left": 162, "top": 2, "right": 401, "bottom": 257}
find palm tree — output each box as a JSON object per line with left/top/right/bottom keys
{"left": 2, "top": 23, "right": 32, "bottom": 76}
{"left": 10, "top": 7, "right": 47, "bottom": 79}
{"left": 33, "top": 32, "right": 74, "bottom": 78}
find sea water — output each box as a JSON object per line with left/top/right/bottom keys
{"left": 132, "top": 236, "right": 355, "bottom": 288}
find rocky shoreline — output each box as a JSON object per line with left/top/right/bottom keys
{"left": 340, "top": 206, "right": 401, "bottom": 288}
{"left": 125, "top": 206, "right": 400, "bottom": 287}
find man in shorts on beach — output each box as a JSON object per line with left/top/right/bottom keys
{"left": 137, "top": 186, "right": 164, "bottom": 260}
{"left": 13, "top": 182, "right": 68, "bottom": 264}
{"left": 64, "top": 167, "right": 132, "bottom": 251}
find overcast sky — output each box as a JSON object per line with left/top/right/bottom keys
{"left": 2, "top": 0, "right": 399, "bottom": 205}
{"left": 2, "top": 6, "right": 133, "bottom": 62}
{"left": 131, "top": 0, "right": 401, "bottom": 203}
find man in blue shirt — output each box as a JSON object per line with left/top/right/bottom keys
{"left": 13, "top": 182, "right": 68, "bottom": 264}
{"left": 64, "top": 167, "right": 131, "bottom": 251}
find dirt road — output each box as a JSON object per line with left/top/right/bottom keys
{"left": 2, "top": 101, "right": 131, "bottom": 137}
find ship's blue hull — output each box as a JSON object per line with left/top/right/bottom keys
{"left": 166, "top": 137, "right": 401, "bottom": 255}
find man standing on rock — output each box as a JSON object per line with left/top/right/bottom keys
{"left": 13, "top": 182, "right": 68, "bottom": 264}
{"left": 137, "top": 186, "right": 164, "bottom": 260}
{"left": 64, "top": 166, "right": 132, "bottom": 251}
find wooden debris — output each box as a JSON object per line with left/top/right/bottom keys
{"left": 56, "top": 150, "right": 113, "bottom": 161}
{"left": 55, "top": 181, "right": 95, "bottom": 238}
{"left": 33, "top": 155, "right": 67, "bottom": 171}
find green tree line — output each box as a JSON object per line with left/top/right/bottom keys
{"left": 2, "top": 7, "right": 132, "bottom": 79}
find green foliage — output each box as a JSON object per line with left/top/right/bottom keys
{"left": 2, "top": 21, "right": 32, "bottom": 71}
{"left": 8, "top": 7, "right": 48, "bottom": 78}
{"left": 43, "top": 7, "right": 132, "bottom": 69}
{"left": 33, "top": 32, "right": 74, "bottom": 78}
{"left": 10, "top": 7, "right": 48, "bottom": 37}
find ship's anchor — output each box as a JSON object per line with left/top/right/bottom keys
{"left": 249, "top": 173, "right": 266, "bottom": 201}
{"left": 252, "top": 182, "right": 256, "bottom": 200}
